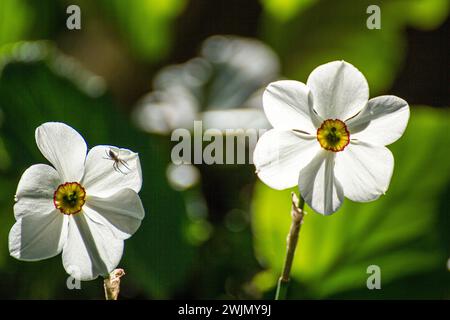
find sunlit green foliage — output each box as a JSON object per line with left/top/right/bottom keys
{"left": 97, "top": 0, "right": 187, "bottom": 62}
{"left": 0, "top": 0, "right": 32, "bottom": 46}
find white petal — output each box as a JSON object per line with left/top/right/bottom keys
{"left": 306, "top": 61, "right": 369, "bottom": 120}
{"left": 62, "top": 214, "right": 124, "bottom": 281}
{"left": 9, "top": 211, "right": 68, "bottom": 261}
{"left": 263, "top": 80, "right": 320, "bottom": 133}
{"left": 346, "top": 95, "right": 410, "bottom": 146}
{"left": 254, "top": 129, "right": 320, "bottom": 190}
{"left": 335, "top": 141, "right": 394, "bottom": 202}
{"left": 14, "top": 164, "right": 61, "bottom": 219}
{"left": 299, "top": 151, "right": 344, "bottom": 215}
{"left": 35, "top": 122, "right": 87, "bottom": 182}
{"left": 84, "top": 189, "right": 145, "bottom": 240}
{"left": 82, "top": 146, "right": 142, "bottom": 198}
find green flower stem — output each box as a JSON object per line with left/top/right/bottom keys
{"left": 104, "top": 269, "right": 125, "bottom": 300}
{"left": 275, "top": 192, "right": 305, "bottom": 300}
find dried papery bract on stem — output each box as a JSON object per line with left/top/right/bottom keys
{"left": 275, "top": 192, "right": 305, "bottom": 300}
{"left": 104, "top": 268, "right": 125, "bottom": 300}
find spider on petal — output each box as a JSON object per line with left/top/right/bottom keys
{"left": 104, "top": 149, "right": 131, "bottom": 175}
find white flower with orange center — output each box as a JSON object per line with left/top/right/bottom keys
{"left": 9, "top": 122, "right": 145, "bottom": 280}
{"left": 254, "top": 61, "right": 410, "bottom": 215}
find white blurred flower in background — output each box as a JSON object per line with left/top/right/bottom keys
{"left": 133, "top": 35, "right": 280, "bottom": 134}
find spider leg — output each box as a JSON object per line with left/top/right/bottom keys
{"left": 103, "top": 149, "right": 112, "bottom": 160}
{"left": 110, "top": 159, "right": 125, "bottom": 175}
{"left": 112, "top": 162, "right": 120, "bottom": 173}
{"left": 119, "top": 159, "right": 131, "bottom": 171}
{"left": 116, "top": 163, "right": 128, "bottom": 175}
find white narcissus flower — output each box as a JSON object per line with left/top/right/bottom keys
{"left": 9, "top": 122, "right": 145, "bottom": 280}
{"left": 254, "top": 61, "right": 410, "bottom": 215}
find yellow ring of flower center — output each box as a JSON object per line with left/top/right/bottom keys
{"left": 317, "top": 119, "right": 350, "bottom": 152}
{"left": 53, "top": 182, "right": 86, "bottom": 215}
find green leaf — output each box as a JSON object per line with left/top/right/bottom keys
{"left": 260, "top": 0, "right": 317, "bottom": 22}
{"left": 402, "top": 0, "right": 449, "bottom": 30}
{"left": 96, "top": 0, "right": 187, "bottom": 62}
{"left": 0, "top": 41, "right": 195, "bottom": 298}
{"left": 0, "top": 0, "right": 32, "bottom": 46}
{"left": 251, "top": 107, "right": 450, "bottom": 298}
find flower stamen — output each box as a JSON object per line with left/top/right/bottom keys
{"left": 317, "top": 119, "right": 350, "bottom": 152}
{"left": 53, "top": 182, "right": 86, "bottom": 215}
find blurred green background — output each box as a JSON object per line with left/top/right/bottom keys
{"left": 0, "top": 0, "right": 448, "bottom": 299}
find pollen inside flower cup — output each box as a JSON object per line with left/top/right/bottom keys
{"left": 8, "top": 122, "right": 145, "bottom": 281}
{"left": 254, "top": 60, "right": 410, "bottom": 215}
